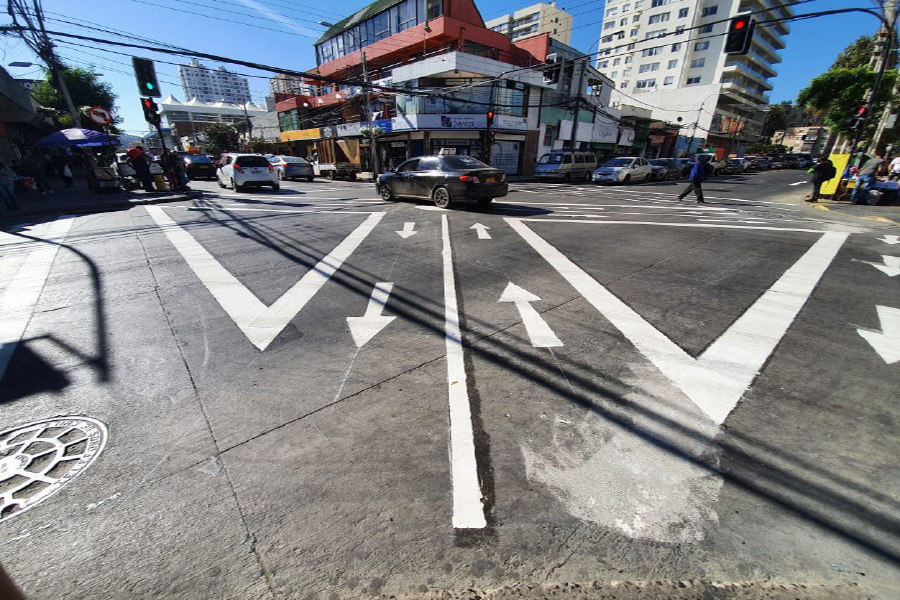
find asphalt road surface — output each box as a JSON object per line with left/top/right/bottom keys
{"left": 1, "top": 169, "right": 899, "bottom": 599}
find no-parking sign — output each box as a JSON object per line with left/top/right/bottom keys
{"left": 87, "top": 106, "right": 112, "bottom": 126}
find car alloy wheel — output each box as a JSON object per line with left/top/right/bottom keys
{"left": 379, "top": 184, "right": 393, "bottom": 201}
{"left": 278, "top": 170, "right": 284, "bottom": 180}
{"left": 432, "top": 186, "right": 451, "bottom": 209}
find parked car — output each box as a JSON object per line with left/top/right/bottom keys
{"left": 693, "top": 153, "right": 727, "bottom": 175}
{"left": 768, "top": 155, "right": 786, "bottom": 169}
{"left": 268, "top": 155, "right": 315, "bottom": 181}
{"left": 216, "top": 153, "right": 279, "bottom": 191}
{"left": 782, "top": 155, "right": 800, "bottom": 169}
{"left": 376, "top": 154, "right": 508, "bottom": 208}
{"left": 750, "top": 156, "right": 770, "bottom": 170}
{"left": 593, "top": 157, "right": 653, "bottom": 184}
{"left": 182, "top": 154, "right": 216, "bottom": 180}
{"left": 722, "top": 159, "right": 745, "bottom": 175}
{"left": 648, "top": 158, "right": 682, "bottom": 180}
{"left": 674, "top": 158, "right": 693, "bottom": 177}
{"left": 793, "top": 153, "right": 813, "bottom": 168}
{"left": 534, "top": 151, "right": 598, "bottom": 182}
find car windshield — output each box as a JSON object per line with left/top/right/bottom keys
{"left": 539, "top": 154, "right": 563, "bottom": 164}
{"left": 649, "top": 160, "right": 669, "bottom": 166}
{"left": 442, "top": 156, "right": 489, "bottom": 169}
{"left": 279, "top": 156, "right": 309, "bottom": 164}
{"left": 235, "top": 155, "right": 270, "bottom": 167}
{"left": 604, "top": 158, "right": 632, "bottom": 167}
{"left": 186, "top": 155, "right": 212, "bottom": 163}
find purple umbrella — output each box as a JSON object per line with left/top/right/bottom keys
{"left": 36, "top": 128, "right": 119, "bottom": 147}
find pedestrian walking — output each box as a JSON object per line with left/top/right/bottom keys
{"left": 0, "top": 160, "right": 19, "bottom": 210}
{"left": 850, "top": 153, "right": 884, "bottom": 205}
{"left": 888, "top": 155, "right": 900, "bottom": 181}
{"left": 676, "top": 155, "right": 712, "bottom": 203}
{"left": 806, "top": 156, "right": 836, "bottom": 203}
{"left": 23, "top": 152, "right": 54, "bottom": 195}
{"left": 126, "top": 146, "right": 155, "bottom": 192}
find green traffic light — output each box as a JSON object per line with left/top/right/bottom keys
{"left": 146, "top": 83, "right": 154, "bottom": 90}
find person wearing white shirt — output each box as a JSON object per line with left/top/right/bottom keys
{"left": 889, "top": 155, "right": 900, "bottom": 181}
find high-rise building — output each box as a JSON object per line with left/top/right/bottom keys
{"left": 596, "top": 0, "right": 795, "bottom": 154}
{"left": 269, "top": 74, "right": 314, "bottom": 98}
{"left": 178, "top": 59, "right": 251, "bottom": 104}
{"left": 484, "top": 2, "right": 573, "bottom": 44}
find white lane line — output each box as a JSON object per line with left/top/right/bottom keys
{"left": 508, "top": 202, "right": 735, "bottom": 212}
{"left": 518, "top": 218, "right": 822, "bottom": 233}
{"left": 441, "top": 214, "right": 487, "bottom": 529}
{"left": 790, "top": 181, "right": 807, "bottom": 186}
{"left": 179, "top": 206, "right": 377, "bottom": 214}
{"left": 507, "top": 217, "right": 847, "bottom": 425}
{"left": 146, "top": 206, "right": 384, "bottom": 350}
{"left": 0, "top": 217, "right": 75, "bottom": 381}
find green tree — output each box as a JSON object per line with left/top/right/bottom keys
{"left": 830, "top": 34, "right": 898, "bottom": 70}
{"left": 796, "top": 67, "right": 897, "bottom": 141}
{"left": 32, "top": 65, "right": 120, "bottom": 130}
{"left": 761, "top": 101, "right": 791, "bottom": 137}
{"left": 203, "top": 123, "right": 238, "bottom": 156}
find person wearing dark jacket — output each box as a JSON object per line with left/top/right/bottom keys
{"left": 676, "top": 155, "right": 712, "bottom": 203}
{"left": 807, "top": 156, "right": 836, "bottom": 203}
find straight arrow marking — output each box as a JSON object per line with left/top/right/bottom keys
{"left": 146, "top": 207, "right": 384, "bottom": 350}
{"left": 498, "top": 283, "right": 562, "bottom": 347}
{"left": 877, "top": 235, "right": 899, "bottom": 245}
{"left": 854, "top": 255, "right": 900, "bottom": 277}
{"left": 470, "top": 223, "right": 492, "bottom": 239}
{"left": 857, "top": 306, "right": 900, "bottom": 364}
{"left": 396, "top": 222, "right": 417, "bottom": 239}
{"left": 507, "top": 218, "right": 848, "bottom": 425}
{"left": 346, "top": 282, "right": 396, "bottom": 347}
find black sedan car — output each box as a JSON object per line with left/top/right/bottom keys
{"left": 183, "top": 154, "right": 216, "bottom": 180}
{"left": 377, "top": 155, "right": 508, "bottom": 208}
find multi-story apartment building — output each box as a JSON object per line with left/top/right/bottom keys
{"left": 773, "top": 125, "right": 830, "bottom": 155}
{"left": 595, "top": 0, "right": 795, "bottom": 155}
{"left": 276, "top": 0, "right": 619, "bottom": 175}
{"left": 484, "top": 2, "right": 574, "bottom": 44}
{"left": 178, "top": 59, "right": 252, "bottom": 104}
{"left": 269, "top": 74, "right": 314, "bottom": 99}
{"left": 159, "top": 95, "right": 267, "bottom": 149}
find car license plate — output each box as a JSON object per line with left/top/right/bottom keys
{"left": 251, "top": 168, "right": 264, "bottom": 174}
{"left": 485, "top": 177, "right": 495, "bottom": 183}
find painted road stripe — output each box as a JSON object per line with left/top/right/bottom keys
{"left": 508, "top": 202, "right": 734, "bottom": 212}
{"left": 790, "top": 181, "right": 806, "bottom": 186}
{"left": 0, "top": 217, "right": 75, "bottom": 381}
{"left": 147, "top": 206, "right": 384, "bottom": 350}
{"left": 508, "top": 218, "right": 847, "bottom": 425}
{"left": 519, "top": 218, "right": 822, "bottom": 233}
{"left": 441, "top": 214, "right": 487, "bottom": 529}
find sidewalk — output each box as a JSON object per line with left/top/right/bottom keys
{"left": 1, "top": 179, "right": 201, "bottom": 221}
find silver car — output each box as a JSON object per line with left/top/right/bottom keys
{"left": 593, "top": 157, "right": 653, "bottom": 184}
{"left": 268, "top": 155, "right": 314, "bottom": 182}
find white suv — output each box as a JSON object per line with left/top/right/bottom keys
{"left": 217, "top": 153, "right": 279, "bottom": 191}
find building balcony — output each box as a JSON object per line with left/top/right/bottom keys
{"left": 745, "top": 49, "right": 779, "bottom": 75}
{"left": 751, "top": 34, "right": 784, "bottom": 62}
{"left": 389, "top": 50, "right": 550, "bottom": 88}
{"left": 739, "top": 0, "right": 792, "bottom": 35}
{"left": 720, "top": 81, "right": 770, "bottom": 106}
{"left": 722, "top": 62, "right": 774, "bottom": 91}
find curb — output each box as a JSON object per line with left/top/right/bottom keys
{"left": 1, "top": 191, "right": 203, "bottom": 220}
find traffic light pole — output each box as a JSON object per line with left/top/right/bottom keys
{"left": 846, "top": 27, "right": 894, "bottom": 168}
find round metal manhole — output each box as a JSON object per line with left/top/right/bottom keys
{"left": 0, "top": 417, "right": 108, "bottom": 524}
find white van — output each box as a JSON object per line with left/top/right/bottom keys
{"left": 534, "top": 151, "right": 598, "bottom": 183}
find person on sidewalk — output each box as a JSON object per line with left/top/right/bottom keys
{"left": 676, "top": 154, "right": 712, "bottom": 203}
{"left": 126, "top": 146, "right": 155, "bottom": 192}
{"left": 0, "top": 160, "right": 19, "bottom": 210}
{"left": 888, "top": 155, "right": 900, "bottom": 181}
{"left": 23, "top": 152, "right": 54, "bottom": 195}
{"left": 806, "top": 156, "right": 836, "bottom": 203}
{"left": 851, "top": 153, "right": 884, "bottom": 205}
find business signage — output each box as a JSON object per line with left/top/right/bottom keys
{"left": 336, "top": 123, "right": 362, "bottom": 137}
{"left": 279, "top": 128, "right": 322, "bottom": 142}
{"left": 492, "top": 114, "right": 528, "bottom": 130}
{"left": 391, "top": 114, "right": 488, "bottom": 131}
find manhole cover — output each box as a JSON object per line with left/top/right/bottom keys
{"left": 0, "top": 417, "right": 108, "bottom": 523}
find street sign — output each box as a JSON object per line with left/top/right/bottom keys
{"left": 86, "top": 106, "right": 112, "bottom": 126}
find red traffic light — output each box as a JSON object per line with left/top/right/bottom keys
{"left": 724, "top": 14, "right": 754, "bottom": 55}
{"left": 734, "top": 20, "right": 746, "bottom": 30}
{"left": 856, "top": 106, "right": 868, "bottom": 116}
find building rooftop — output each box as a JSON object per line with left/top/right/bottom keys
{"left": 315, "top": 0, "right": 404, "bottom": 44}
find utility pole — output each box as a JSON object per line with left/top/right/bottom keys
{"left": 361, "top": 51, "right": 379, "bottom": 176}
{"left": 568, "top": 57, "right": 587, "bottom": 151}
{"left": 30, "top": 0, "right": 81, "bottom": 127}
{"left": 868, "top": 0, "right": 899, "bottom": 154}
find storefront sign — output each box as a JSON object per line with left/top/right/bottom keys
{"left": 336, "top": 123, "right": 362, "bottom": 137}
{"left": 618, "top": 127, "right": 635, "bottom": 146}
{"left": 392, "top": 114, "right": 487, "bottom": 131}
{"left": 279, "top": 128, "right": 322, "bottom": 142}
{"left": 492, "top": 114, "right": 528, "bottom": 130}
{"left": 373, "top": 118, "right": 393, "bottom": 133}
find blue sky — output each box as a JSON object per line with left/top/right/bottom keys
{"left": 0, "top": 0, "right": 881, "bottom": 135}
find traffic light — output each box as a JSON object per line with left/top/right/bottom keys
{"left": 486, "top": 110, "right": 495, "bottom": 128}
{"left": 724, "top": 14, "right": 754, "bottom": 55}
{"left": 141, "top": 97, "right": 160, "bottom": 125}
{"left": 132, "top": 57, "right": 161, "bottom": 97}
{"left": 543, "top": 53, "right": 562, "bottom": 84}
{"left": 852, "top": 105, "right": 868, "bottom": 130}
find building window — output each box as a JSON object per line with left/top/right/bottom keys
{"left": 687, "top": 76, "right": 701, "bottom": 84}
{"left": 699, "top": 24, "right": 713, "bottom": 33}
{"left": 668, "top": 59, "right": 678, "bottom": 68}
{"left": 664, "top": 75, "right": 674, "bottom": 85}
{"left": 613, "top": 57, "right": 621, "bottom": 65}
{"left": 648, "top": 12, "right": 670, "bottom": 24}
{"left": 606, "top": 7, "right": 618, "bottom": 16}
{"left": 695, "top": 41, "right": 710, "bottom": 51}
{"left": 620, "top": 82, "right": 628, "bottom": 88}
{"left": 625, "top": 55, "right": 633, "bottom": 63}
{"left": 620, "top": 17, "right": 628, "bottom": 26}
{"left": 636, "top": 78, "right": 656, "bottom": 88}
{"left": 650, "top": 0, "right": 670, "bottom": 6}
{"left": 635, "top": 1, "right": 643, "bottom": 8}
{"left": 610, "top": 70, "right": 618, "bottom": 78}
{"left": 599, "top": 60, "right": 609, "bottom": 68}
{"left": 671, "top": 42, "right": 682, "bottom": 51}
{"left": 702, "top": 5, "right": 718, "bottom": 16}
{"left": 630, "top": 28, "right": 639, "bottom": 36}
{"left": 623, "top": 68, "right": 632, "bottom": 76}
{"left": 678, "top": 8, "right": 689, "bottom": 18}
{"left": 544, "top": 124, "right": 556, "bottom": 146}
{"left": 623, "top": 3, "right": 631, "bottom": 11}
{"left": 604, "top": 20, "right": 616, "bottom": 30}
{"left": 690, "top": 58, "right": 706, "bottom": 68}
{"left": 628, "top": 43, "right": 636, "bottom": 50}
{"left": 639, "top": 62, "right": 660, "bottom": 73}
{"left": 645, "top": 29, "right": 667, "bottom": 39}
{"left": 642, "top": 47, "right": 663, "bottom": 56}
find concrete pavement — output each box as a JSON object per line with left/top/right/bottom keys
{"left": 0, "top": 171, "right": 898, "bottom": 599}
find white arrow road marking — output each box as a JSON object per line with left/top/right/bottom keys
{"left": 396, "top": 222, "right": 418, "bottom": 238}
{"left": 498, "top": 283, "right": 562, "bottom": 347}
{"left": 470, "top": 223, "right": 492, "bottom": 239}
{"left": 0, "top": 217, "right": 75, "bottom": 381}
{"left": 508, "top": 218, "right": 848, "bottom": 425}
{"left": 146, "top": 207, "right": 384, "bottom": 350}
{"left": 790, "top": 181, "right": 806, "bottom": 186}
{"left": 878, "top": 235, "right": 900, "bottom": 245}
{"left": 858, "top": 306, "right": 900, "bottom": 364}
{"left": 854, "top": 255, "right": 900, "bottom": 277}
{"left": 441, "top": 214, "right": 486, "bottom": 529}
{"left": 346, "top": 282, "right": 396, "bottom": 347}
